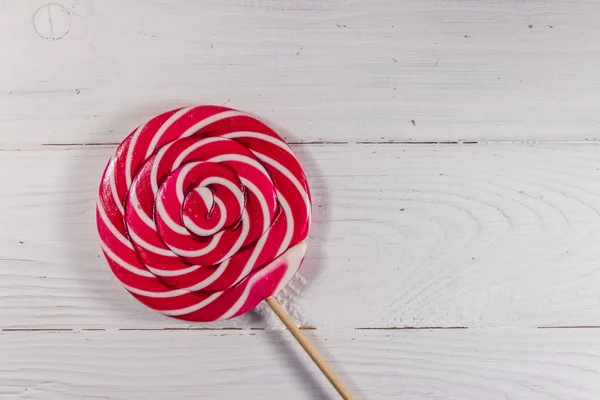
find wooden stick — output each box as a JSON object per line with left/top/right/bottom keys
{"left": 265, "top": 296, "right": 354, "bottom": 400}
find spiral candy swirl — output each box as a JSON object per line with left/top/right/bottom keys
{"left": 96, "top": 106, "right": 311, "bottom": 321}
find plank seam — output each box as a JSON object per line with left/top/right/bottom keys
{"left": 3, "top": 326, "right": 600, "bottom": 332}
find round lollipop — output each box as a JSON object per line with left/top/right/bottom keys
{"left": 96, "top": 106, "right": 353, "bottom": 399}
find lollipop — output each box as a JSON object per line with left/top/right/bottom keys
{"left": 97, "top": 106, "right": 353, "bottom": 399}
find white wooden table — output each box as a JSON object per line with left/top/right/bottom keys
{"left": 2, "top": 1, "right": 600, "bottom": 399}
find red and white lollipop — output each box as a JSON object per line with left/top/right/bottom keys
{"left": 97, "top": 105, "right": 311, "bottom": 321}
{"left": 97, "top": 106, "right": 352, "bottom": 399}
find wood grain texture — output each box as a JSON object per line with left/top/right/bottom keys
{"left": 2, "top": 143, "right": 600, "bottom": 329}
{"left": 3, "top": 1, "right": 600, "bottom": 398}
{"left": 1, "top": 329, "right": 599, "bottom": 400}
{"left": 2, "top": 0, "right": 600, "bottom": 144}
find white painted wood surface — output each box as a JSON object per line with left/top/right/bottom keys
{"left": 2, "top": 329, "right": 600, "bottom": 400}
{"left": 2, "top": 0, "right": 600, "bottom": 398}
{"left": 3, "top": 0, "right": 600, "bottom": 144}
{"left": 2, "top": 144, "right": 600, "bottom": 329}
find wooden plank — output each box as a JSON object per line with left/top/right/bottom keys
{"left": 1, "top": 143, "right": 600, "bottom": 329}
{"left": 0, "top": 329, "right": 599, "bottom": 399}
{"left": 3, "top": 0, "right": 600, "bottom": 144}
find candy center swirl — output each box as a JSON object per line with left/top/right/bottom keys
{"left": 96, "top": 106, "right": 311, "bottom": 321}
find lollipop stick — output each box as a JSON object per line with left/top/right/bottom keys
{"left": 265, "top": 296, "right": 354, "bottom": 400}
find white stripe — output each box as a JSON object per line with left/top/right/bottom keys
{"left": 155, "top": 192, "right": 189, "bottom": 236}
{"left": 214, "top": 212, "right": 250, "bottom": 262}
{"left": 150, "top": 142, "right": 174, "bottom": 195}
{"left": 207, "top": 154, "right": 271, "bottom": 179}
{"left": 145, "top": 106, "right": 195, "bottom": 158}
{"left": 128, "top": 227, "right": 176, "bottom": 257}
{"left": 100, "top": 241, "right": 154, "bottom": 278}
{"left": 240, "top": 178, "right": 270, "bottom": 233}
{"left": 218, "top": 255, "right": 274, "bottom": 320}
{"left": 123, "top": 284, "right": 188, "bottom": 298}
{"left": 168, "top": 211, "right": 249, "bottom": 259}
{"left": 167, "top": 231, "right": 224, "bottom": 258}
{"left": 169, "top": 170, "right": 246, "bottom": 237}
{"left": 184, "top": 196, "right": 226, "bottom": 236}
{"left": 199, "top": 177, "right": 245, "bottom": 211}
{"left": 182, "top": 259, "right": 230, "bottom": 291}
{"left": 223, "top": 131, "right": 297, "bottom": 160}
{"left": 218, "top": 283, "right": 252, "bottom": 320}
{"left": 230, "top": 231, "right": 269, "bottom": 287}
{"left": 107, "top": 161, "right": 125, "bottom": 215}
{"left": 146, "top": 263, "right": 201, "bottom": 277}
{"left": 274, "top": 241, "right": 308, "bottom": 292}
{"left": 97, "top": 199, "right": 133, "bottom": 250}
{"left": 172, "top": 137, "right": 228, "bottom": 169}
{"left": 161, "top": 292, "right": 222, "bottom": 316}
{"left": 219, "top": 241, "right": 308, "bottom": 320}
{"left": 180, "top": 110, "right": 246, "bottom": 138}
{"left": 197, "top": 186, "right": 213, "bottom": 209}
{"left": 175, "top": 162, "right": 197, "bottom": 203}
{"left": 128, "top": 186, "right": 156, "bottom": 229}
{"left": 125, "top": 124, "right": 144, "bottom": 187}
{"left": 254, "top": 151, "right": 310, "bottom": 211}
{"left": 275, "top": 191, "right": 294, "bottom": 257}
